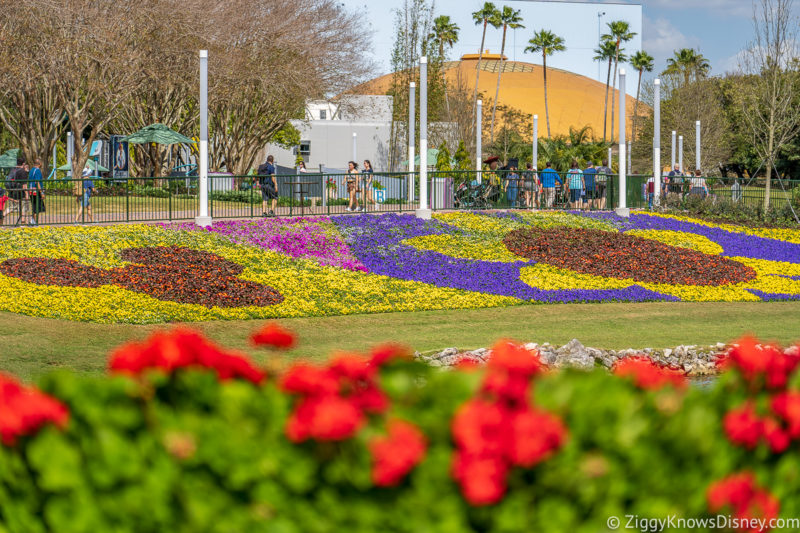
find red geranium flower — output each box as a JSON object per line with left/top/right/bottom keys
{"left": 613, "top": 356, "right": 687, "bottom": 390}
{"left": 0, "top": 374, "right": 69, "bottom": 446}
{"left": 369, "top": 419, "right": 427, "bottom": 487}
{"left": 488, "top": 341, "right": 543, "bottom": 378}
{"left": 285, "top": 395, "right": 365, "bottom": 443}
{"left": 722, "top": 337, "right": 799, "bottom": 390}
{"left": 369, "top": 344, "right": 412, "bottom": 367}
{"left": 251, "top": 323, "right": 296, "bottom": 350}
{"left": 723, "top": 403, "right": 763, "bottom": 450}
{"left": 708, "top": 472, "right": 779, "bottom": 532}
{"left": 508, "top": 407, "right": 568, "bottom": 467}
{"left": 761, "top": 416, "right": 791, "bottom": 454}
{"left": 771, "top": 392, "right": 800, "bottom": 439}
{"left": 452, "top": 399, "right": 510, "bottom": 456}
{"left": 452, "top": 452, "right": 509, "bottom": 506}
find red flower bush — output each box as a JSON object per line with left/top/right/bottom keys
{"left": 0, "top": 374, "right": 69, "bottom": 446}
{"left": 724, "top": 403, "right": 765, "bottom": 450}
{"left": 451, "top": 341, "right": 567, "bottom": 505}
{"left": 109, "top": 328, "right": 266, "bottom": 384}
{"left": 708, "top": 472, "right": 779, "bottom": 533}
{"left": 251, "top": 323, "right": 296, "bottom": 350}
{"left": 613, "top": 356, "right": 687, "bottom": 390}
{"left": 369, "top": 420, "right": 427, "bottom": 487}
{"left": 280, "top": 348, "right": 402, "bottom": 444}
{"left": 771, "top": 392, "right": 800, "bottom": 439}
{"left": 719, "top": 337, "right": 800, "bottom": 390}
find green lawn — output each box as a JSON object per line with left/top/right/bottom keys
{"left": 2, "top": 301, "right": 799, "bottom": 381}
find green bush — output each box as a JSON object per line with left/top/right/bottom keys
{"left": 0, "top": 329, "right": 797, "bottom": 532}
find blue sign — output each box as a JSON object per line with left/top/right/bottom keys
{"left": 112, "top": 137, "right": 129, "bottom": 180}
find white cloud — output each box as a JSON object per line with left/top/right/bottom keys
{"left": 642, "top": 0, "right": 753, "bottom": 18}
{"left": 642, "top": 15, "right": 702, "bottom": 69}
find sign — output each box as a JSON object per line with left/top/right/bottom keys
{"left": 112, "top": 136, "right": 129, "bottom": 180}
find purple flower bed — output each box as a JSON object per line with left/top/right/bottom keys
{"left": 577, "top": 212, "right": 800, "bottom": 264}
{"left": 332, "top": 213, "right": 675, "bottom": 303}
{"left": 166, "top": 218, "right": 367, "bottom": 271}
{"left": 746, "top": 290, "right": 800, "bottom": 302}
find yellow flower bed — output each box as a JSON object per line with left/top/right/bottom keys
{"left": 643, "top": 213, "right": 800, "bottom": 244}
{"left": 520, "top": 264, "right": 632, "bottom": 290}
{"left": 403, "top": 234, "right": 527, "bottom": 263}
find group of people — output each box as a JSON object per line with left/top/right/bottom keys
{"left": 256, "top": 156, "right": 379, "bottom": 216}
{"left": 481, "top": 156, "right": 612, "bottom": 210}
{"left": 5, "top": 154, "right": 96, "bottom": 225}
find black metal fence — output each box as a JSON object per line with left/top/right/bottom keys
{"left": 0, "top": 172, "right": 796, "bottom": 226}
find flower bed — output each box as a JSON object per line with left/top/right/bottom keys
{"left": 0, "top": 211, "right": 797, "bottom": 323}
{"left": 0, "top": 326, "right": 798, "bottom": 532}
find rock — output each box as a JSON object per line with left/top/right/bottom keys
{"left": 440, "top": 347, "right": 458, "bottom": 357}
{"left": 524, "top": 342, "right": 539, "bottom": 351}
{"left": 663, "top": 348, "right": 673, "bottom": 357}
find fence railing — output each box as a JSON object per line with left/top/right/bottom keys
{"left": 0, "top": 172, "right": 797, "bottom": 226}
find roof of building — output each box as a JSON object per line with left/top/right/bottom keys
{"left": 352, "top": 54, "right": 644, "bottom": 138}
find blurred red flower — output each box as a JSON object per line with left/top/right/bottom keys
{"left": 613, "top": 356, "right": 687, "bottom": 390}
{"left": 708, "top": 472, "right": 779, "bottom": 532}
{"left": 369, "top": 420, "right": 427, "bottom": 487}
{"left": 251, "top": 323, "right": 296, "bottom": 350}
{"left": 286, "top": 395, "right": 365, "bottom": 443}
{"left": 0, "top": 374, "right": 69, "bottom": 446}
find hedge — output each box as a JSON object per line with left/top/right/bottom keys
{"left": 0, "top": 326, "right": 798, "bottom": 533}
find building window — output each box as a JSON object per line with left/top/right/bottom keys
{"left": 319, "top": 110, "right": 326, "bottom": 120}
{"left": 299, "top": 141, "right": 311, "bottom": 156}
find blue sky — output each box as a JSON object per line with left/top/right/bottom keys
{"left": 341, "top": 0, "right": 763, "bottom": 82}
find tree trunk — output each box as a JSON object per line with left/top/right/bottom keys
{"left": 441, "top": 41, "right": 450, "bottom": 117}
{"left": 603, "top": 57, "right": 612, "bottom": 143}
{"left": 472, "top": 21, "right": 488, "bottom": 107}
{"left": 764, "top": 122, "right": 775, "bottom": 212}
{"left": 543, "top": 53, "right": 551, "bottom": 138}
{"left": 490, "top": 24, "right": 508, "bottom": 144}
{"left": 610, "top": 42, "right": 619, "bottom": 143}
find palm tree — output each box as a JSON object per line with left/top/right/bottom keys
{"left": 603, "top": 20, "right": 637, "bottom": 142}
{"left": 594, "top": 37, "right": 617, "bottom": 143}
{"left": 524, "top": 30, "right": 566, "bottom": 138}
{"left": 471, "top": 3, "right": 501, "bottom": 107}
{"left": 663, "top": 48, "right": 711, "bottom": 86}
{"left": 630, "top": 50, "right": 654, "bottom": 141}
{"left": 431, "top": 15, "right": 460, "bottom": 115}
{"left": 489, "top": 6, "right": 524, "bottom": 144}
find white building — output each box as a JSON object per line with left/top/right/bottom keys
{"left": 264, "top": 95, "right": 394, "bottom": 172}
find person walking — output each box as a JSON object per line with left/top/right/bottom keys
{"left": 521, "top": 162, "right": 535, "bottom": 208}
{"left": 667, "top": 164, "right": 682, "bottom": 199}
{"left": 540, "top": 161, "right": 562, "bottom": 209}
{"left": 504, "top": 166, "right": 520, "bottom": 208}
{"left": 75, "top": 166, "right": 94, "bottom": 223}
{"left": 646, "top": 174, "right": 656, "bottom": 209}
{"left": 595, "top": 159, "right": 612, "bottom": 210}
{"left": 566, "top": 160, "right": 585, "bottom": 210}
{"left": 345, "top": 161, "right": 360, "bottom": 212}
{"left": 583, "top": 161, "right": 597, "bottom": 210}
{"left": 258, "top": 155, "right": 278, "bottom": 217}
{"left": 28, "top": 158, "right": 45, "bottom": 225}
{"left": 8, "top": 155, "right": 29, "bottom": 226}
{"left": 362, "top": 160, "right": 375, "bottom": 211}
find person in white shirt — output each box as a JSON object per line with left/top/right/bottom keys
{"left": 689, "top": 169, "right": 708, "bottom": 199}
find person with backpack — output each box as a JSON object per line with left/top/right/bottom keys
{"left": 539, "top": 162, "right": 562, "bottom": 209}
{"left": 594, "top": 160, "right": 612, "bottom": 210}
{"left": 7, "top": 155, "right": 29, "bottom": 226}
{"left": 257, "top": 155, "right": 278, "bottom": 217}
{"left": 566, "top": 160, "right": 585, "bottom": 210}
{"left": 28, "top": 158, "right": 45, "bottom": 225}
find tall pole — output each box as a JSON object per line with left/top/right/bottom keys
{"left": 607, "top": 147, "right": 612, "bottom": 167}
{"left": 696, "top": 120, "right": 701, "bottom": 172}
{"left": 616, "top": 68, "right": 628, "bottom": 217}
{"left": 476, "top": 99, "right": 482, "bottom": 184}
{"left": 627, "top": 140, "right": 631, "bottom": 175}
{"left": 352, "top": 132, "right": 357, "bottom": 163}
{"left": 417, "top": 56, "right": 431, "bottom": 218}
{"left": 195, "top": 49, "right": 211, "bottom": 227}
{"left": 408, "top": 82, "right": 416, "bottom": 203}
{"left": 66, "top": 131, "right": 74, "bottom": 178}
{"left": 653, "top": 79, "right": 661, "bottom": 204}
{"left": 671, "top": 130, "right": 676, "bottom": 170}
{"left": 532, "top": 114, "right": 538, "bottom": 169}
{"left": 678, "top": 135, "right": 684, "bottom": 173}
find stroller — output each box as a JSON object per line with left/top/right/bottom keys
{"left": 454, "top": 181, "right": 492, "bottom": 210}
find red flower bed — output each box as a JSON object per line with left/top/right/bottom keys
{"left": 503, "top": 227, "right": 757, "bottom": 286}
{"left": 0, "top": 374, "right": 69, "bottom": 445}
{"left": 0, "top": 247, "right": 284, "bottom": 308}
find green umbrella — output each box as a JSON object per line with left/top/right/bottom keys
{"left": 122, "top": 123, "right": 195, "bottom": 145}
{"left": 57, "top": 159, "right": 109, "bottom": 172}
{"left": 401, "top": 148, "right": 442, "bottom": 167}
{"left": 0, "top": 149, "right": 20, "bottom": 169}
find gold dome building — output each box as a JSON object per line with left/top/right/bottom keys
{"left": 354, "top": 53, "right": 640, "bottom": 139}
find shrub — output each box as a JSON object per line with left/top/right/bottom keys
{"left": 0, "top": 328, "right": 798, "bottom": 532}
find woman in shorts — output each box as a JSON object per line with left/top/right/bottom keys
{"left": 362, "top": 159, "right": 375, "bottom": 211}
{"left": 75, "top": 167, "right": 94, "bottom": 223}
{"left": 346, "top": 161, "right": 360, "bottom": 212}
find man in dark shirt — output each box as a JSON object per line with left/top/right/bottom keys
{"left": 8, "top": 155, "right": 29, "bottom": 226}
{"left": 259, "top": 155, "right": 278, "bottom": 217}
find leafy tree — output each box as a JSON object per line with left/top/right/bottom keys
{"left": 603, "top": 20, "right": 637, "bottom": 142}
{"left": 454, "top": 139, "right": 471, "bottom": 170}
{"left": 524, "top": 30, "right": 566, "bottom": 138}
{"left": 435, "top": 141, "right": 452, "bottom": 171}
{"left": 489, "top": 6, "right": 525, "bottom": 144}
{"left": 663, "top": 48, "right": 711, "bottom": 87}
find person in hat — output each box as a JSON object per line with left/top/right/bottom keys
{"left": 482, "top": 156, "right": 502, "bottom": 205}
